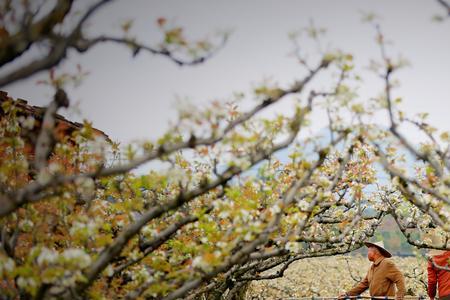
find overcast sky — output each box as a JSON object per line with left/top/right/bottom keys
{"left": 3, "top": 0, "right": 450, "bottom": 145}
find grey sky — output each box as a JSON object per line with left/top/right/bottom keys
{"left": 3, "top": 0, "right": 450, "bottom": 145}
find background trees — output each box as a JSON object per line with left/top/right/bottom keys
{"left": 0, "top": 1, "right": 449, "bottom": 299}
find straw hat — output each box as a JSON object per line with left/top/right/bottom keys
{"left": 364, "top": 241, "right": 392, "bottom": 258}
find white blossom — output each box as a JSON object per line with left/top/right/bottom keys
{"left": 218, "top": 210, "right": 230, "bottom": 219}
{"left": 105, "top": 265, "right": 114, "bottom": 277}
{"left": 20, "top": 116, "right": 35, "bottom": 129}
{"left": 285, "top": 242, "right": 301, "bottom": 253}
{"left": 62, "top": 248, "right": 92, "bottom": 268}
{"left": 0, "top": 257, "right": 15, "bottom": 275}
{"left": 244, "top": 232, "right": 253, "bottom": 241}
{"left": 37, "top": 247, "right": 59, "bottom": 266}
{"left": 297, "top": 200, "right": 309, "bottom": 211}
{"left": 48, "top": 162, "right": 62, "bottom": 173}
{"left": 192, "top": 256, "right": 203, "bottom": 268}
{"left": 75, "top": 177, "right": 95, "bottom": 198}
{"left": 217, "top": 241, "right": 227, "bottom": 248}
{"left": 269, "top": 204, "right": 281, "bottom": 215}
{"left": 70, "top": 220, "right": 97, "bottom": 236}
{"left": 18, "top": 219, "right": 34, "bottom": 231}
{"left": 17, "top": 277, "right": 37, "bottom": 289}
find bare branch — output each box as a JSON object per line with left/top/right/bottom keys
{"left": 436, "top": 0, "right": 450, "bottom": 16}
{"left": 376, "top": 24, "right": 444, "bottom": 179}
{"left": 0, "top": 36, "right": 73, "bottom": 87}
{"left": 0, "top": 0, "right": 226, "bottom": 88}
{"left": 73, "top": 32, "right": 228, "bottom": 67}
{"left": 34, "top": 88, "right": 69, "bottom": 172}
{"left": 345, "top": 256, "right": 362, "bottom": 283}
{"left": 72, "top": 0, "right": 114, "bottom": 35}
{"left": 0, "top": 0, "right": 74, "bottom": 67}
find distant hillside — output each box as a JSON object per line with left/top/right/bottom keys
{"left": 353, "top": 215, "right": 418, "bottom": 257}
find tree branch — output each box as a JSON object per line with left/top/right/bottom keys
{"left": 34, "top": 88, "right": 69, "bottom": 172}
{"left": 0, "top": 59, "right": 331, "bottom": 217}
{"left": 436, "top": 0, "right": 450, "bottom": 17}
{"left": 0, "top": 0, "right": 74, "bottom": 67}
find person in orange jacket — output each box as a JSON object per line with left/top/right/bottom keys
{"left": 428, "top": 246, "right": 450, "bottom": 300}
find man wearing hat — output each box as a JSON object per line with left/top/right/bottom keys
{"left": 340, "top": 241, "right": 406, "bottom": 300}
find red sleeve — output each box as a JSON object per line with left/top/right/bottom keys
{"left": 428, "top": 260, "right": 437, "bottom": 298}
